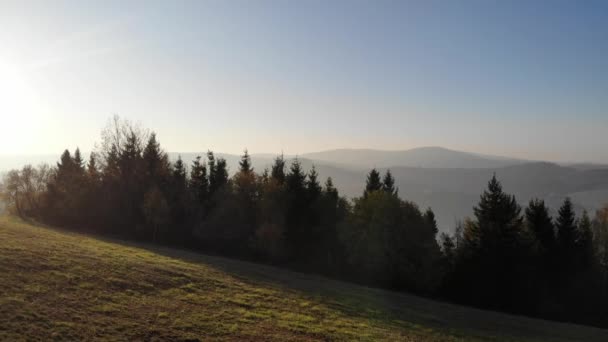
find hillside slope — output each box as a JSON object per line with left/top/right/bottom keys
{"left": 1, "top": 217, "right": 608, "bottom": 341}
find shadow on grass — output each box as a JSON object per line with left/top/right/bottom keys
{"left": 29, "top": 220, "right": 608, "bottom": 342}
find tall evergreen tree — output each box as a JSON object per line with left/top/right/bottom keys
{"left": 143, "top": 133, "right": 169, "bottom": 181}
{"left": 73, "top": 147, "right": 84, "bottom": 171}
{"left": 364, "top": 168, "right": 382, "bottom": 197}
{"left": 271, "top": 154, "right": 286, "bottom": 184}
{"left": 577, "top": 210, "right": 595, "bottom": 267}
{"left": 324, "top": 177, "right": 338, "bottom": 200}
{"left": 423, "top": 208, "right": 439, "bottom": 236}
{"left": 189, "top": 156, "right": 208, "bottom": 205}
{"left": 461, "top": 175, "right": 529, "bottom": 311}
{"left": 382, "top": 169, "right": 397, "bottom": 195}
{"left": 87, "top": 152, "right": 100, "bottom": 181}
{"left": 306, "top": 166, "right": 322, "bottom": 202}
{"left": 525, "top": 199, "right": 555, "bottom": 253}
{"left": 284, "top": 158, "right": 308, "bottom": 258}
{"left": 214, "top": 158, "right": 229, "bottom": 190}
{"left": 239, "top": 149, "right": 253, "bottom": 174}
{"left": 556, "top": 197, "right": 578, "bottom": 258}
{"left": 172, "top": 156, "right": 187, "bottom": 188}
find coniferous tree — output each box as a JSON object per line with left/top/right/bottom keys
{"left": 526, "top": 199, "right": 555, "bottom": 253}
{"left": 271, "top": 154, "right": 286, "bottom": 184}
{"left": 423, "top": 208, "right": 439, "bottom": 237}
{"left": 87, "top": 152, "right": 100, "bottom": 181}
{"left": 556, "top": 198, "right": 578, "bottom": 264}
{"left": 214, "top": 158, "right": 229, "bottom": 190}
{"left": 260, "top": 168, "right": 269, "bottom": 184}
{"left": 578, "top": 210, "right": 595, "bottom": 267}
{"left": 459, "top": 175, "right": 529, "bottom": 311}
{"left": 168, "top": 156, "right": 189, "bottom": 243}
{"left": 189, "top": 156, "right": 208, "bottom": 206}
{"left": 207, "top": 151, "right": 217, "bottom": 195}
{"left": 284, "top": 158, "right": 308, "bottom": 259}
{"left": 142, "top": 133, "right": 170, "bottom": 188}
{"left": 239, "top": 149, "right": 253, "bottom": 174}
{"left": 73, "top": 147, "right": 85, "bottom": 171}
{"left": 324, "top": 177, "right": 338, "bottom": 199}
{"left": 306, "top": 166, "right": 322, "bottom": 202}
{"left": 364, "top": 168, "right": 382, "bottom": 197}
{"left": 382, "top": 169, "right": 397, "bottom": 195}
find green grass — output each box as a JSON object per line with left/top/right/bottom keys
{"left": 1, "top": 217, "right": 607, "bottom": 341}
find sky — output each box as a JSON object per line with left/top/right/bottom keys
{"left": 0, "top": 0, "right": 607, "bottom": 162}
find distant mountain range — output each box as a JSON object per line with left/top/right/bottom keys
{"left": 2, "top": 147, "right": 607, "bottom": 233}
{"left": 301, "top": 146, "right": 529, "bottom": 169}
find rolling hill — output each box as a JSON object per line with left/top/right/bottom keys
{"left": 2, "top": 216, "right": 608, "bottom": 341}
{"left": 301, "top": 147, "right": 528, "bottom": 169}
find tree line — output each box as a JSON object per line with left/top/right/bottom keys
{"left": 2, "top": 116, "right": 608, "bottom": 327}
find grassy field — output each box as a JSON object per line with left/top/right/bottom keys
{"left": 1, "top": 217, "right": 607, "bottom": 341}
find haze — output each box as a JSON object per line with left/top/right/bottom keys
{"left": 1, "top": 1, "right": 607, "bottom": 163}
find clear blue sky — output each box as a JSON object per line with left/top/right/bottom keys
{"left": 1, "top": 0, "right": 607, "bottom": 162}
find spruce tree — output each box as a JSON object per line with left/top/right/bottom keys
{"left": 382, "top": 169, "right": 397, "bottom": 195}
{"left": 577, "top": 210, "right": 594, "bottom": 267}
{"left": 73, "top": 147, "right": 84, "bottom": 171}
{"left": 306, "top": 165, "right": 322, "bottom": 202}
{"left": 473, "top": 175, "right": 523, "bottom": 243}
{"left": 271, "top": 154, "right": 286, "bottom": 184}
{"left": 364, "top": 168, "right": 382, "bottom": 197}
{"left": 239, "top": 149, "right": 253, "bottom": 174}
{"left": 207, "top": 151, "right": 217, "bottom": 194}
{"left": 142, "top": 133, "right": 169, "bottom": 187}
{"left": 285, "top": 158, "right": 307, "bottom": 257}
{"left": 324, "top": 177, "right": 338, "bottom": 199}
{"left": 87, "top": 152, "right": 100, "bottom": 181}
{"left": 172, "top": 156, "right": 187, "bottom": 189}
{"left": 214, "top": 158, "right": 229, "bottom": 189}
{"left": 189, "top": 156, "right": 208, "bottom": 204}
{"left": 556, "top": 197, "right": 578, "bottom": 257}
{"left": 469, "top": 175, "right": 527, "bottom": 310}
{"left": 525, "top": 199, "right": 555, "bottom": 252}
{"left": 424, "top": 208, "right": 439, "bottom": 236}
{"left": 57, "top": 149, "right": 74, "bottom": 175}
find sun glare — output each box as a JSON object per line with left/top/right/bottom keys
{"left": 0, "top": 60, "right": 39, "bottom": 153}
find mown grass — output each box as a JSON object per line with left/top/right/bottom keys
{"left": 1, "top": 216, "right": 607, "bottom": 341}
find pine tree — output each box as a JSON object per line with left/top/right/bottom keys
{"left": 306, "top": 165, "right": 322, "bottom": 202}
{"left": 207, "top": 151, "right": 217, "bottom": 194}
{"left": 73, "top": 147, "right": 85, "bottom": 171}
{"left": 473, "top": 175, "right": 523, "bottom": 244}
{"left": 189, "top": 156, "right": 208, "bottom": 204}
{"left": 324, "top": 177, "right": 338, "bottom": 200}
{"left": 364, "top": 168, "right": 382, "bottom": 197}
{"left": 525, "top": 199, "right": 555, "bottom": 252}
{"left": 284, "top": 158, "right": 307, "bottom": 257}
{"left": 286, "top": 159, "right": 306, "bottom": 193}
{"left": 142, "top": 133, "right": 169, "bottom": 187}
{"left": 577, "top": 210, "right": 594, "bottom": 267}
{"left": 556, "top": 197, "right": 578, "bottom": 256}
{"left": 173, "top": 156, "right": 187, "bottom": 188}
{"left": 261, "top": 168, "right": 269, "bottom": 184}
{"left": 87, "top": 152, "right": 101, "bottom": 181}
{"left": 424, "top": 208, "right": 439, "bottom": 236}
{"left": 214, "top": 158, "right": 229, "bottom": 189}
{"left": 271, "top": 154, "right": 286, "bottom": 184}
{"left": 382, "top": 169, "right": 397, "bottom": 195}
{"left": 104, "top": 144, "right": 120, "bottom": 180}
{"left": 239, "top": 149, "right": 253, "bottom": 174}
{"left": 57, "top": 149, "right": 74, "bottom": 175}
{"left": 467, "top": 175, "right": 528, "bottom": 310}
